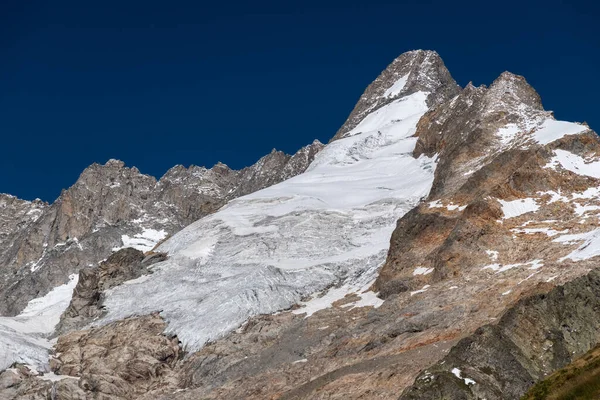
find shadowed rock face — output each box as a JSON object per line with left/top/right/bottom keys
{"left": 0, "top": 140, "right": 324, "bottom": 316}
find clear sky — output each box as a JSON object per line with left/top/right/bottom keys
{"left": 1, "top": 0, "right": 598, "bottom": 201}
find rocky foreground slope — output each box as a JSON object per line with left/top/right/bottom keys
{"left": 2, "top": 49, "right": 600, "bottom": 399}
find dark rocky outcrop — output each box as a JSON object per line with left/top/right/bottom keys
{"left": 400, "top": 269, "right": 600, "bottom": 400}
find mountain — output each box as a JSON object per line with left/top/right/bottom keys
{"left": 1, "top": 49, "right": 599, "bottom": 399}
{"left": 0, "top": 141, "right": 323, "bottom": 317}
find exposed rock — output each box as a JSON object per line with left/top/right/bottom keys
{"left": 55, "top": 247, "right": 167, "bottom": 335}
{"left": 55, "top": 314, "right": 180, "bottom": 399}
{"left": 400, "top": 269, "right": 600, "bottom": 399}
{"left": 1, "top": 372, "right": 85, "bottom": 400}
{"left": 0, "top": 314, "right": 179, "bottom": 400}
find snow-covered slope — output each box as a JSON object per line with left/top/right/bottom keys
{"left": 99, "top": 90, "right": 437, "bottom": 351}
{"left": 0, "top": 274, "right": 78, "bottom": 371}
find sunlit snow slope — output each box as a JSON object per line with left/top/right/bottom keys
{"left": 0, "top": 274, "right": 78, "bottom": 370}
{"left": 100, "top": 90, "right": 437, "bottom": 351}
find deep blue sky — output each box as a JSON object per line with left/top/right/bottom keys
{"left": 1, "top": 0, "right": 598, "bottom": 202}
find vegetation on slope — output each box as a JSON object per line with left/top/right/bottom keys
{"left": 522, "top": 344, "right": 600, "bottom": 400}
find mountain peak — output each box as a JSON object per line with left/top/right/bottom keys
{"left": 331, "top": 50, "right": 460, "bottom": 141}
{"left": 104, "top": 159, "right": 126, "bottom": 168}
{"left": 485, "top": 71, "right": 543, "bottom": 110}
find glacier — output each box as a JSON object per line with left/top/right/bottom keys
{"left": 100, "top": 90, "right": 438, "bottom": 352}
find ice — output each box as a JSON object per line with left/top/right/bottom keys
{"left": 0, "top": 274, "right": 78, "bottom": 371}
{"left": 546, "top": 149, "right": 600, "bottom": 178}
{"left": 114, "top": 228, "right": 168, "bottom": 252}
{"left": 498, "top": 198, "right": 539, "bottom": 219}
{"left": 100, "top": 91, "right": 437, "bottom": 352}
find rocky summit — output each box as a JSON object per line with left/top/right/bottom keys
{"left": 1, "top": 49, "right": 600, "bottom": 399}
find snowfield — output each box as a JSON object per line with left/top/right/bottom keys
{"left": 99, "top": 91, "right": 438, "bottom": 352}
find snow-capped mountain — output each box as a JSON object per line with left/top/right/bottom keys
{"left": 2, "top": 50, "right": 600, "bottom": 400}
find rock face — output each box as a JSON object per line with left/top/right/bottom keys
{"left": 55, "top": 248, "right": 167, "bottom": 335}
{"left": 0, "top": 314, "right": 180, "bottom": 400}
{"left": 3, "top": 49, "right": 600, "bottom": 400}
{"left": 0, "top": 140, "right": 324, "bottom": 316}
{"left": 400, "top": 269, "right": 600, "bottom": 399}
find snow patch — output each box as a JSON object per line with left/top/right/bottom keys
{"left": 512, "top": 227, "right": 568, "bottom": 237}
{"left": 546, "top": 149, "right": 600, "bottom": 178}
{"left": 485, "top": 250, "right": 499, "bottom": 261}
{"left": 498, "top": 198, "right": 539, "bottom": 219}
{"left": 114, "top": 228, "right": 168, "bottom": 252}
{"left": 348, "top": 290, "right": 384, "bottom": 310}
{"left": 413, "top": 267, "right": 434, "bottom": 276}
{"left": 483, "top": 260, "right": 543, "bottom": 273}
{"left": 451, "top": 367, "right": 476, "bottom": 386}
{"left": 384, "top": 75, "right": 409, "bottom": 98}
{"left": 554, "top": 229, "right": 600, "bottom": 261}
{"left": 410, "top": 285, "right": 430, "bottom": 296}
{"left": 532, "top": 119, "right": 588, "bottom": 145}
{"left": 429, "top": 200, "right": 466, "bottom": 212}
{"left": 344, "top": 92, "right": 428, "bottom": 137}
{"left": 574, "top": 203, "right": 600, "bottom": 216}
{"left": 497, "top": 124, "right": 520, "bottom": 146}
